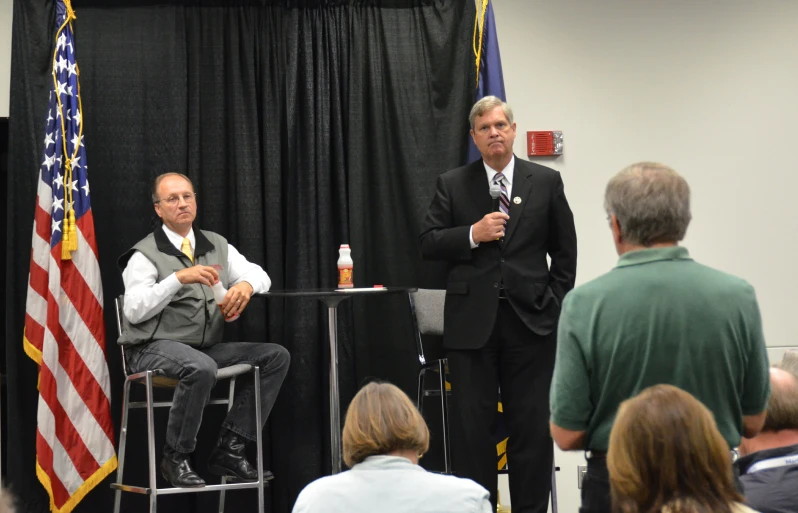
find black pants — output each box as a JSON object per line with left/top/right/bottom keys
{"left": 580, "top": 456, "right": 611, "bottom": 513}
{"left": 447, "top": 300, "right": 556, "bottom": 513}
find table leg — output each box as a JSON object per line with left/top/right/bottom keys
{"left": 327, "top": 304, "right": 342, "bottom": 474}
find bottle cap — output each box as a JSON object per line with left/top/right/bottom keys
{"left": 340, "top": 244, "right": 350, "bottom": 248}
{"left": 373, "top": 285, "right": 384, "bottom": 288}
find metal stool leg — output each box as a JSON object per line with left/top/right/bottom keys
{"left": 219, "top": 376, "right": 236, "bottom": 513}
{"left": 218, "top": 376, "right": 237, "bottom": 513}
{"left": 113, "top": 379, "right": 132, "bottom": 513}
{"left": 254, "top": 367, "right": 264, "bottom": 513}
{"left": 145, "top": 371, "right": 158, "bottom": 513}
{"left": 437, "top": 359, "right": 451, "bottom": 474}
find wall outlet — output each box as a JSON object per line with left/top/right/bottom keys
{"left": 577, "top": 465, "right": 587, "bottom": 489}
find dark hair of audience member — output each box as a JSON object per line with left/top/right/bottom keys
{"left": 342, "top": 381, "right": 430, "bottom": 468}
{"left": 608, "top": 384, "right": 743, "bottom": 513}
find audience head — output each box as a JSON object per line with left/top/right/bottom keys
{"left": 760, "top": 367, "right": 798, "bottom": 432}
{"left": 342, "top": 381, "right": 430, "bottom": 468}
{"left": 608, "top": 384, "right": 742, "bottom": 513}
{"left": 0, "top": 485, "right": 16, "bottom": 513}
{"left": 604, "top": 162, "right": 691, "bottom": 252}
{"left": 778, "top": 350, "right": 798, "bottom": 378}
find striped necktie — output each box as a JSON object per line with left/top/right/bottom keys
{"left": 181, "top": 237, "right": 193, "bottom": 264}
{"left": 494, "top": 173, "right": 510, "bottom": 215}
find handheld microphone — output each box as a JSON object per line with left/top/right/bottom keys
{"left": 489, "top": 183, "right": 502, "bottom": 212}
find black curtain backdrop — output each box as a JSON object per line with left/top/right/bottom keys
{"left": 6, "top": 0, "right": 475, "bottom": 512}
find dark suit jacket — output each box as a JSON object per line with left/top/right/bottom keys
{"left": 419, "top": 157, "right": 577, "bottom": 350}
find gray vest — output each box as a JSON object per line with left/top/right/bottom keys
{"left": 117, "top": 228, "right": 229, "bottom": 348}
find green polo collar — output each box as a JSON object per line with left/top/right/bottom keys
{"left": 615, "top": 246, "right": 692, "bottom": 268}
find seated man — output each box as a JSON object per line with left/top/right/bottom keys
{"left": 736, "top": 362, "right": 798, "bottom": 513}
{"left": 118, "top": 172, "right": 290, "bottom": 488}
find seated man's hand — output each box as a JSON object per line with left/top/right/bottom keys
{"left": 175, "top": 265, "right": 220, "bottom": 287}
{"left": 221, "top": 281, "right": 254, "bottom": 318}
{"left": 472, "top": 212, "right": 510, "bottom": 243}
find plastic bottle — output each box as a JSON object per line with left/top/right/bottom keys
{"left": 337, "top": 244, "right": 353, "bottom": 288}
{"left": 210, "top": 264, "right": 239, "bottom": 322}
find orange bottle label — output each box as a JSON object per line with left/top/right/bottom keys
{"left": 338, "top": 268, "right": 353, "bottom": 287}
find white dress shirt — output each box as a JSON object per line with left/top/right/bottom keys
{"left": 122, "top": 225, "right": 271, "bottom": 324}
{"left": 292, "top": 455, "right": 492, "bottom": 513}
{"left": 469, "top": 155, "right": 516, "bottom": 248}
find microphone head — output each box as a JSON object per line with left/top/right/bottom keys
{"left": 489, "top": 183, "right": 502, "bottom": 199}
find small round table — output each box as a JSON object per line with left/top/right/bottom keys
{"left": 260, "top": 286, "right": 416, "bottom": 474}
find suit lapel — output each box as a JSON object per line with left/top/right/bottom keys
{"left": 502, "top": 159, "right": 534, "bottom": 246}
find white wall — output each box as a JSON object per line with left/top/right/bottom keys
{"left": 0, "top": 0, "right": 12, "bottom": 117}
{"left": 491, "top": 0, "right": 798, "bottom": 511}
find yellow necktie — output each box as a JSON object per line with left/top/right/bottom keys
{"left": 181, "top": 238, "right": 193, "bottom": 264}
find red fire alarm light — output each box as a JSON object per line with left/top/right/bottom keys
{"left": 527, "top": 131, "right": 563, "bottom": 156}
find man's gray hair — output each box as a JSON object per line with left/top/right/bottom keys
{"left": 469, "top": 95, "right": 514, "bottom": 130}
{"left": 604, "top": 162, "right": 692, "bottom": 247}
{"left": 778, "top": 350, "right": 798, "bottom": 378}
{"left": 762, "top": 367, "right": 798, "bottom": 432}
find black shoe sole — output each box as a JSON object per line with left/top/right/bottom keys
{"left": 207, "top": 464, "right": 274, "bottom": 482}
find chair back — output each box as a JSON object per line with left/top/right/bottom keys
{"left": 408, "top": 289, "right": 445, "bottom": 366}
{"left": 115, "top": 295, "right": 131, "bottom": 379}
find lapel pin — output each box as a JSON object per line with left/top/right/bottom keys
{"left": 513, "top": 196, "right": 522, "bottom": 204}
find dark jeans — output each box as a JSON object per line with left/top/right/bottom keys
{"left": 580, "top": 456, "right": 611, "bottom": 513}
{"left": 126, "top": 340, "right": 290, "bottom": 453}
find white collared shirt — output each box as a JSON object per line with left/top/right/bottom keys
{"left": 122, "top": 224, "right": 271, "bottom": 324}
{"left": 469, "top": 155, "right": 515, "bottom": 248}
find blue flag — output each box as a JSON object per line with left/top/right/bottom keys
{"left": 467, "top": 0, "right": 506, "bottom": 164}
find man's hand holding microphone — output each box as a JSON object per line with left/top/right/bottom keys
{"left": 472, "top": 181, "right": 509, "bottom": 243}
{"left": 472, "top": 212, "right": 509, "bottom": 243}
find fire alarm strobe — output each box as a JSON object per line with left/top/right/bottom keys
{"left": 527, "top": 131, "right": 563, "bottom": 156}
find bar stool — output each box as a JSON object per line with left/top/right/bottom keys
{"left": 110, "top": 296, "right": 268, "bottom": 513}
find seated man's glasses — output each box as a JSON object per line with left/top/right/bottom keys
{"left": 156, "top": 193, "right": 196, "bottom": 206}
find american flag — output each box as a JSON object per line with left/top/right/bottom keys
{"left": 23, "top": 2, "right": 117, "bottom": 512}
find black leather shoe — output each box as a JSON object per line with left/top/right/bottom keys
{"left": 208, "top": 430, "right": 273, "bottom": 482}
{"left": 161, "top": 447, "right": 205, "bottom": 488}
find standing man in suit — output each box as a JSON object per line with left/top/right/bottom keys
{"left": 419, "top": 96, "right": 577, "bottom": 512}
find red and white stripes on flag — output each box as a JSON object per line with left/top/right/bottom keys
{"left": 23, "top": 2, "right": 117, "bottom": 512}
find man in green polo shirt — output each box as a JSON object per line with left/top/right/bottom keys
{"left": 549, "top": 162, "right": 770, "bottom": 513}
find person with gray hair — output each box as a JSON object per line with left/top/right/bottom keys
{"left": 736, "top": 363, "right": 798, "bottom": 513}
{"left": 549, "top": 162, "right": 770, "bottom": 513}
{"left": 778, "top": 350, "right": 798, "bottom": 377}
{"left": 420, "top": 95, "right": 577, "bottom": 512}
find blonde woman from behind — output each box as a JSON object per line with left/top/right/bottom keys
{"left": 608, "top": 384, "right": 759, "bottom": 513}
{"left": 292, "top": 381, "right": 491, "bottom": 513}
